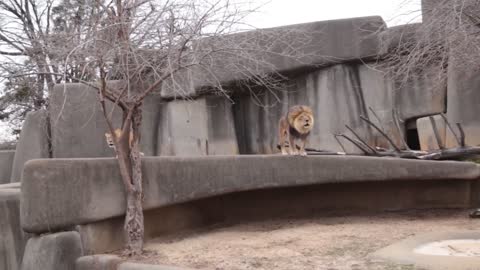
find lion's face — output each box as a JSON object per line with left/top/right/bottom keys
{"left": 293, "top": 111, "right": 314, "bottom": 134}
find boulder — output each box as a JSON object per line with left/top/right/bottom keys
{"left": 21, "top": 231, "right": 82, "bottom": 270}
{"left": 0, "top": 151, "right": 14, "bottom": 184}
{"left": 21, "top": 156, "right": 480, "bottom": 234}
{"left": 10, "top": 110, "right": 49, "bottom": 182}
{"left": 0, "top": 188, "right": 28, "bottom": 270}
{"left": 161, "top": 16, "right": 386, "bottom": 98}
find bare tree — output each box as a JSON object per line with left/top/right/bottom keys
{"left": 0, "top": 0, "right": 100, "bottom": 133}
{"left": 61, "top": 0, "right": 311, "bottom": 254}
{"left": 381, "top": 0, "right": 480, "bottom": 88}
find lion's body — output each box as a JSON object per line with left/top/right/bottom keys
{"left": 105, "top": 129, "right": 144, "bottom": 156}
{"left": 278, "top": 105, "right": 314, "bottom": 156}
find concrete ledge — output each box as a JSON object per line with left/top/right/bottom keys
{"left": 76, "top": 255, "right": 193, "bottom": 270}
{"left": 21, "top": 156, "right": 480, "bottom": 233}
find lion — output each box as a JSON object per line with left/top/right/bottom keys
{"left": 277, "top": 105, "right": 314, "bottom": 156}
{"left": 105, "top": 128, "right": 144, "bottom": 157}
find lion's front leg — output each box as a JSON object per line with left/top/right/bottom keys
{"left": 289, "top": 136, "right": 298, "bottom": 155}
{"left": 299, "top": 138, "right": 308, "bottom": 156}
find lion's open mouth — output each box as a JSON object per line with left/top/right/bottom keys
{"left": 304, "top": 123, "right": 310, "bottom": 127}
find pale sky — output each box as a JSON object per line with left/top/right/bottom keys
{"left": 0, "top": 0, "right": 422, "bottom": 142}
{"left": 248, "top": 0, "right": 422, "bottom": 28}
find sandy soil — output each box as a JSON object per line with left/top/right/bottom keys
{"left": 125, "top": 210, "right": 480, "bottom": 270}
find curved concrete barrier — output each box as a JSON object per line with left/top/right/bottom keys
{"left": 21, "top": 155, "right": 480, "bottom": 233}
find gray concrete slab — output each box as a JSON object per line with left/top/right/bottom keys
{"left": 0, "top": 189, "right": 29, "bottom": 270}
{"left": 21, "top": 231, "right": 82, "bottom": 270}
{"left": 20, "top": 156, "right": 480, "bottom": 233}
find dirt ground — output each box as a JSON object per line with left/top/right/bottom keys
{"left": 125, "top": 209, "right": 480, "bottom": 270}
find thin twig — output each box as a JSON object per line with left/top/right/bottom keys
{"left": 392, "top": 109, "right": 410, "bottom": 150}
{"left": 359, "top": 115, "right": 401, "bottom": 152}
{"left": 429, "top": 116, "right": 444, "bottom": 149}
{"left": 457, "top": 123, "right": 466, "bottom": 147}
{"left": 333, "top": 134, "right": 347, "bottom": 153}
{"left": 440, "top": 113, "right": 462, "bottom": 147}
{"left": 335, "top": 134, "right": 371, "bottom": 155}
{"left": 368, "top": 107, "right": 385, "bottom": 132}
{"left": 345, "top": 124, "right": 378, "bottom": 154}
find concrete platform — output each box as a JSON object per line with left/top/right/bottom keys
{"left": 373, "top": 231, "right": 480, "bottom": 270}
{"left": 20, "top": 156, "right": 480, "bottom": 234}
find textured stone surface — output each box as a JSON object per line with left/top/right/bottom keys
{"left": 21, "top": 231, "right": 82, "bottom": 270}
{"left": 75, "top": 255, "right": 122, "bottom": 270}
{"left": 0, "top": 151, "right": 14, "bottom": 184}
{"left": 78, "top": 178, "right": 476, "bottom": 255}
{"left": 233, "top": 63, "right": 401, "bottom": 154}
{"left": 49, "top": 83, "right": 162, "bottom": 158}
{"left": 157, "top": 96, "right": 238, "bottom": 156}
{"left": 446, "top": 47, "right": 480, "bottom": 147}
{"left": 161, "top": 16, "right": 386, "bottom": 98}
{"left": 79, "top": 204, "right": 206, "bottom": 254}
{"left": 0, "top": 188, "right": 28, "bottom": 270}
{"left": 417, "top": 115, "right": 446, "bottom": 151}
{"left": 118, "top": 262, "right": 193, "bottom": 270}
{"left": 10, "top": 110, "right": 49, "bottom": 182}
{"left": 394, "top": 65, "right": 447, "bottom": 121}
{"left": 21, "top": 156, "right": 479, "bottom": 233}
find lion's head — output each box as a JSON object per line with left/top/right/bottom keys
{"left": 287, "top": 105, "right": 314, "bottom": 134}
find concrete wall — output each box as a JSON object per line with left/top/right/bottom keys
{"left": 20, "top": 156, "right": 479, "bottom": 234}
{"left": 0, "top": 186, "right": 29, "bottom": 270}
{"left": 233, "top": 63, "right": 403, "bottom": 154}
{"left": 0, "top": 151, "right": 15, "bottom": 184}
{"left": 49, "top": 83, "right": 162, "bottom": 158}
{"left": 10, "top": 110, "right": 50, "bottom": 182}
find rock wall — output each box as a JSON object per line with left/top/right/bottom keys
{"left": 0, "top": 151, "right": 14, "bottom": 184}
{"left": 10, "top": 110, "right": 50, "bottom": 182}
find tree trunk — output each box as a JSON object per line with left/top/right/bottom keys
{"left": 124, "top": 106, "right": 144, "bottom": 254}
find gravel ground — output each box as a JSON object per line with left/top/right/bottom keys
{"left": 124, "top": 209, "right": 480, "bottom": 270}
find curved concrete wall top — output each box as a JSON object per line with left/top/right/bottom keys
{"left": 21, "top": 156, "right": 479, "bottom": 233}
{"left": 161, "top": 16, "right": 386, "bottom": 98}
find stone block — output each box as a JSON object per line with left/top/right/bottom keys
{"left": 49, "top": 83, "right": 162, "bottom": 158}
{"left": 75, "top": 255, "right": 122, "bottom": 270}
{"left": 10, "top": 110, "right": 49, "bottom": 182}
{"left": 446, "top": 46, "right": 480, "bottom": 147}
{"left": 395, "top": 65, "right": 447, "bottom": 121}
{"left": 0, "top": 189, "right": 28, "bottom": 270}
{"left": 21, "top": 231, "right": 82, "bottom": 270}
{"left": 417, "top": 115, "right": 446, "bottom": 151}
{"left": 0, "top": 151, "right": 14, "bottom": 184}
{"left": 21, "top": 156, "right": 480, "bottom": 234}
{"left": 161, "top": 16, "right": 386, "bottom": 98}
{"left": 157, "top": 96, "right": 238, "bottom": 156}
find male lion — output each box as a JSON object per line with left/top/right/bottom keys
{"left": 277, "top": 105, "right": 314, "bottom": 156}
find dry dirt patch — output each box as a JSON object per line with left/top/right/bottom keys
{"left": 123, "top": 210, "right": 480, "bottom": 270}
